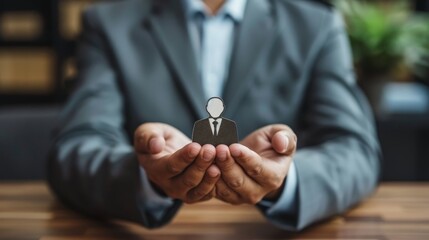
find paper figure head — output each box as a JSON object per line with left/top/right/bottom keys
{"left": 206, "top": 97, "right": 224, "bottom": 118}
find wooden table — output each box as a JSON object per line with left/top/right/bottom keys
{"left": 0, "top": 182, "right": 428, "bottom": 240}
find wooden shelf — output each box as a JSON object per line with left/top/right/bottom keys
{"left": 60, "top": 0, "right": 95, "bottom": 39}
{"left": 0, "top": 0, "right": 99, "bottom": 101}
{"left": 0, "top": 48, "right": 54, "bottom": 94}
{"left": 0, "top": 11, "right": 43, "bottom": 41}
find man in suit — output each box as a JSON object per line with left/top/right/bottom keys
{"left": 48, "top": 0, "right": 380, "bottom": 231}
{"left": 192, "top": 97, "right": 238, "bottom": 146}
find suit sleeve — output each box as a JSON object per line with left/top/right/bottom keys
{"left": 260, "top": 10, "right": 380, "bottom": 230}
{"left": 47, "top": 8, "right": 181, "bottom": 228}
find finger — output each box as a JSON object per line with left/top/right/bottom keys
{"left": 216, "top": 145, "right": 263, "bottom": 204}
{"left": 186, "top": 164, "right": 220, "bottom": 203}
{"left": 174, "top": 144, "right": 216, "bottom": 192}
{"left": 229, "top": 143, "right": 266, "bottom": 183}
{"left": 215, "top": 178, "right": 242, "bottom": 205}
{"left": 161, "top": 142, "right": 201, "bottom": 178}
{"left": 199, "top": 187, "right": 217, "bottom": 202}
{"left": 271, "top": 130, "right": 296, "bottom": 155}
{"left": 230, "top": 143, "right": 285, "bottom": 192}
{"left": 134, "top": 123, "right": 167, "bottom": 154}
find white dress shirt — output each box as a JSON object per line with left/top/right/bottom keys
{"left": 209, "top": 118, "right": 222, "bottom": 135}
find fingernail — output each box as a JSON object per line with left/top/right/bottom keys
{"left": 217, "top": 151, "right": 227, "bottom": 161}
{"left": 209, "top": 170, "right": 219, "bottom": 177}
{"left": 282, "top": 137, "right": 289, "bottom": 153}
{"left": 202, "top": 150, "right": 213, "bottom": 161}
{"left": 149, "top": 138, "right": 157, "bottom": 150}
{"left": 230, "top": 147, "right": 241, "bottom": 158}
{"left": 188, "top": 146, "right": 199, "bottom": 158}
{"left": 208, "top": 166, "right": 220, "bottom": 177}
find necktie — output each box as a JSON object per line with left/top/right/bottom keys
{"left": 213, "top": 120, "right": 218, "bottom": 136}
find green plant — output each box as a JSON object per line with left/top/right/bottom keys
{"left": 334, "top": 0, "right": 429, "bottom": 82}
{"left": 400, "top": 15, "right": 429, "bottom": 80}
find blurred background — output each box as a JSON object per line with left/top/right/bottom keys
{"left": 0, "top": 0, "right": 428, "bottom": 181}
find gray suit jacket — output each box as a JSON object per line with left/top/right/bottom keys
{"left": 48, "top": 0, "right": 380, "bottom": 231}
{"left": 192, "top": 118, "right": 238, "bottom": 146}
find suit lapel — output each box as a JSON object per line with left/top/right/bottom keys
{"left": 218, "top": 119, "right": 228, "bottom": 137}
{"left": 147, "top": 1, "right": 206, "bottom": 119}
{"left": 223, "top": 0, "right": 277, "bottom": 116}
{"left": 205, "top": 119, "right": 212, "bottom": 136}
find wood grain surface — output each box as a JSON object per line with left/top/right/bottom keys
{"left": 0, "top": 182, "right": 428, "bottom": 240}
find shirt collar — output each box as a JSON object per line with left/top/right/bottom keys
{"left": 183, "top": 0, "right": 247, "bottom": 22}
{"left": 209, "top": 117, "right": 222, "bottom": 122}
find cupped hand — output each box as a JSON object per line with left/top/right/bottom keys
{"left": 134, "top": 123, "right": 221, "bottom": 203}
{"left": 214, "top": 124, "right": 297, "bottom": 205}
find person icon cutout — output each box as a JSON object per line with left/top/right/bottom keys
{"left": 192, "top": 97, "right": 238, "bottom": 146}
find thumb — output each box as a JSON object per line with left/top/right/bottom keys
{"left": 271, "top": 130, "right": 296, "bottom": 155}
{"left": 134, "top": 123, "right": 167, "bottom": 154}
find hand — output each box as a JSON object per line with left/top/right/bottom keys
{"left": 134, "top": 123, "right": 221, "bottom": 204}
{"left": 214, "top": 124, "right": 296, "bottom": 205}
